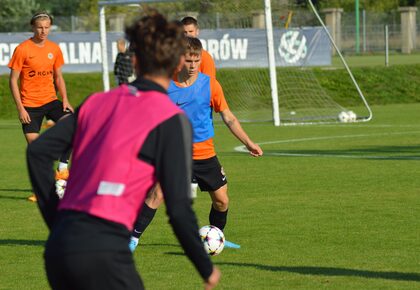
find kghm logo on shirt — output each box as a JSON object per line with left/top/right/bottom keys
{"left": 28, "top": 70, "right": 53, "bottom": 77}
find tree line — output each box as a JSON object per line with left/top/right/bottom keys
{"left": 1, "top": 0, "right": 418, "bottom": 32}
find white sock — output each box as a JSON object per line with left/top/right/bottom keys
{"left": 58, "top": 162, "right": 68, "bottom": 171}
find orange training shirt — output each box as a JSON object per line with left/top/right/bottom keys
{"left": 8, "top": 38, "right": 64, "bottom": 107}
{"left": 200, "top": 49, "right": 216, "bottom": 79}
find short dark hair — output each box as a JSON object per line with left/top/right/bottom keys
{"left": 181, "top": 16, "right": 198, "bottom": 27}
{"left": 185, "top": 37, "right": 202, "bottom": 57}
{"left": 125, "top": 10, "right": 186, "bottom": 78}
{"left": 31, "top": 11, "right": 53, "bottom": 25}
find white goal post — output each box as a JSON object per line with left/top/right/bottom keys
{"left": 98, "top": 0, "right": 373, "bottom": 126}
{"left": 264, "top": 0, "right": 281, "bottom": 126}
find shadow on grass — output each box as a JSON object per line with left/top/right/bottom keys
{"left": 216, "top": 262, "right": 420, "bottom": 282}
{"left": 259, "top": 146, "right": 420, "bottom": 161}
{"left": 0, "top": 189, "right": 33, "bottom": 200}
{"left": 164, "top": 252, "right": 184, "bottom": 256}
{"left": 0, "top": 188, "right": 32, "bottom": 192}
{"left": 142, "top": 243, "right": 180, "bottom": 248}
{"left": 220, "top": 145, "right": 420, "bottom": 160}
{"left": 0, "top": 239, "right": 45, "bottom": 247}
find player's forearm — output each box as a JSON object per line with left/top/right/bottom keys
{"left": 222, "top": 111, "right": 253, "bottom": 147}
{"left": 27, "top": 113, "right": 77, "bottom": 229}
{"left": 9, "top": 79, "right": 24, "bottom": 111}
{"left": 156, "top": 114, "right": 214, "bottom": 281}
{"left": 55, "top": 76, "right": 68, "bottom": 101}
{"left": 27, "top": 139, "right": 60, "bottom": 229}
{"left": 166, "top": 203, "right": 214, "bottom": 280}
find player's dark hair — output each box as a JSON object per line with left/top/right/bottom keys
{"left": 125, "top": 10, "right": 186, "bottom": 78}
{"left": 173, "top": 20, "right": 184, "bottom": 28}
{"left": 181, "top": 16, "right": 198, "bottom": 27}
{"left": 185, "top": 37, "right": 202, "bottom": 57}
{"left": 30, "top": 11, "right": 53, "bottom": 25}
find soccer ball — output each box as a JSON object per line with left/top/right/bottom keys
{"left": 199, "top": 225, "right": 225, "bottom": 256}
{"left": 55, "top": 179, "right": 67, "bottom": 199}
{"left": 347, "top": 110, "right": 357, "bottom": 122}
{"left": 338, "top": 111, "right": 350, "bottom": 123}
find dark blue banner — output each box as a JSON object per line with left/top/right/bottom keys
{"left": 0, "top": 27, "right": 330, "bottom": 74}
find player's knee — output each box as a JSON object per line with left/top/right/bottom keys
{"left": 147, "top": 196, "right": 164, "bottom": 208}
{"left": 213, "top": 196, "right": 229, "bottom": 211}
{"left": 145, "top": 185, "right": 164, "bottom": 208}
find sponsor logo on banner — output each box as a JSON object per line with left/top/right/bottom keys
{"left": 278, "top": 30, "right": 307, "bottom": 64}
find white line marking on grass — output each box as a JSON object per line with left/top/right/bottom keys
{"left": 234, "top": 131, "right": 420, "bottom": 160}
{"left": 248, "top": 152, "right": 420, "bottom": 160}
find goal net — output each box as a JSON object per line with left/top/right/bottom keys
{"left": 99, "top": 0, "right": 372, "bottom": 126}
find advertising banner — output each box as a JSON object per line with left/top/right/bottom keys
{"left": 0, "top": 27, "right": 330, "bottom": 74}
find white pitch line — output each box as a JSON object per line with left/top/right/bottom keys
{"left": 234, "top": 131, "right": 420, "bottom": 159}
{"left": 253, "top": 152, "right": 420, "bottom": 160}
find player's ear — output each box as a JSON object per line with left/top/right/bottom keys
{"left": 176, "top": 55, "right": 185, "bottom": 73}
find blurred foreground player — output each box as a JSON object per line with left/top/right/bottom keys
{"left": 27, "top": 12, "right": 220, "bottom": 290}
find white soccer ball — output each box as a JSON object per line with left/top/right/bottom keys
{"left": 347, "top": 110, "right": 357, "bottom": 122}
{"left": 199, "top": 225, "right": 225, "bottom": 256}
{"left": 55, "top": 179, "right": 67, "bottom": 199}
{"left": 338, "top": 111, "right": 350, "bottom": 123}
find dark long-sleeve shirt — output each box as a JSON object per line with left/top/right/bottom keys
{"left": 26, "top": 78, "right": 213, "bottom": 280}
{"left": 114, "top": 52, "right": 134, "bottom": 85}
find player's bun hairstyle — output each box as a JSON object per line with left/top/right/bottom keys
{"left": 181, "top": 16, "right": 198, "bottom": 27}
{"left": 125, "top": 10, "right": 186, "bottom": 78}
{"left": 185, "top": 37, "right": 202, "bottom": 57}
{"left": 30, "top": 11, "right": 53, "bottom": 25}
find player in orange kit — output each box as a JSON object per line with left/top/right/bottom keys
{"left": 8, "top": 11, "right": 73, "bottom": 202}
{"left": 181, "top": 16, "right": 216, "bottom": 79}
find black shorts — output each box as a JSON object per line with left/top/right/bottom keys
{"left": 45, "top": 251, "right": 144, "bottom": 290}
{"left": 44, "top": 210, "right": 144, "bottom": 290}
{"left": 193, "top": 156, "right": 227, "bottom": 192}
{"left": 22, "top": 100, "right": 71, "bottom": 134}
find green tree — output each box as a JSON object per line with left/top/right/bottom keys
{"left": 399, "top": 0, "right": 418, "bottom": 6}
{"left": 302, "top": 0, "right": 418, "bottom": 11}
{"left": 36, "top": 0, "right": 82, "bottom": 17}
{"left": 0, "top": 0, "right": 40, "bottom": 32}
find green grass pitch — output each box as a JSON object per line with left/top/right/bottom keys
{"left": 0, "top": 103, "right": 419, "bottom": 289}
